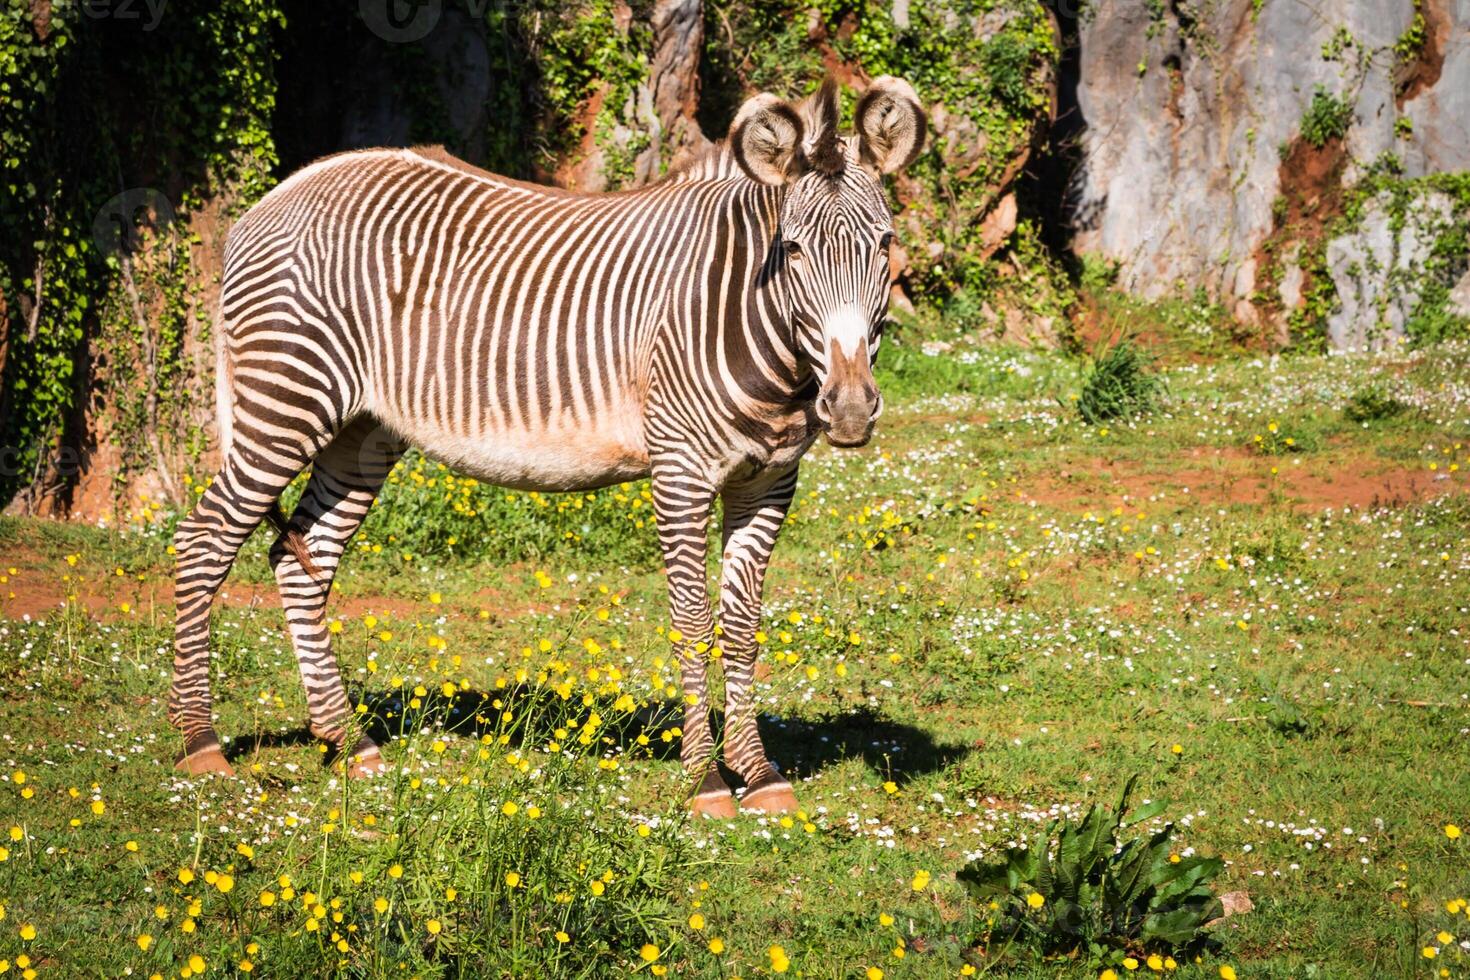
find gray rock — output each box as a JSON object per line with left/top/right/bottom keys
{"left": 1401, "top": 0, "right": 1470, "bottom": 176}
{"left": 1451, "top": 267, "right": 1470, "bottom": 319}
{"left": 1278, "top": 244, "right": 1304, "bottom": 311}
{"left": 1069, "top": 0, "right": 1465, "bottom": 320}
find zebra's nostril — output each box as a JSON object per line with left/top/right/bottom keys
{"left": 815, "top": 391, "right": 835, "bottom": 422}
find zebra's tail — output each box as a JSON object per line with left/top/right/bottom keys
{"left": 215, "top": 305, "right": 322, "bottom": 580}
{"left": 266, "top": 503, "right": 322, "bottom": 580}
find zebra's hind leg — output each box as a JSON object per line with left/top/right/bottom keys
{"left": 270, "top": 419, "right": 405, "bottom": 778}
{"left": 172, "top": 452, "right": 315, "bottom": 776}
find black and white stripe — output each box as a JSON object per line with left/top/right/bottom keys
{"left": 169, "top": 77, "right": 925, "bottom": 814}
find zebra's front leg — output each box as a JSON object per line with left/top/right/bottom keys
{"left": 720, "top": 466, "right": 800, "bottom": 814}
{"left": 652, "top": 466, "right": 735, "bottom": 818}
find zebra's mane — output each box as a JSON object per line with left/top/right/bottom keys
{"left": 398, "top": 142, "right": 746, "bottom": 199}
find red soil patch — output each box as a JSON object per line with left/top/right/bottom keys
{"left": 1246, "top": 131, "right": 1350, "bottom": 346}
{"left": 1016, "top": 448, "right": 1456, "bottom": 512}
{"left": 0, "top": 547, "right": 546, "bottom": 625}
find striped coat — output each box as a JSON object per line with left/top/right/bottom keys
{"left": 170, "top": 76, "right": 925, "bottom": 817}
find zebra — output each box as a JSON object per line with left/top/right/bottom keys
{"left": 170, "top": 76, "right": 925, "bottom": 817}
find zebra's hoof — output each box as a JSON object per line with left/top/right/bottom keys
{"left": 346, "top": 747, "right": 386, "bottom": 779}
{"left": 175, "top": 745, "right": 235, "bottom": 778}
{"left": 690, "top": 789, "right": 738, "bottom": 820}
{"left": 739, "top": 781, "right": 799, "bottom": 815}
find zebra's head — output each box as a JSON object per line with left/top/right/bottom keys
{"left": 731, "top": 76, "right": 926, "bottom": 448}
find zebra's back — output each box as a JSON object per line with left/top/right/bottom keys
{"left": 220, "top": 146, "right": 699, "bottom": 490}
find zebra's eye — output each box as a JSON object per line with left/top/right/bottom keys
{"left": 783, "top": 240, "right": 802, "bottom": 259}
{"left": 878, "top": 230, "right": 895, "bottom": 251}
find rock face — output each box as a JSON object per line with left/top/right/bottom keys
{"left": 1324, "top": 190, "right": 1456, "bottom": 349}
{"left": 1067, "top": 0, "right": 1470, "bottom": 344}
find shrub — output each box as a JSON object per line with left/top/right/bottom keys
{"left": 1343, "top": 384, "right": 1408, "bottom": 423}
{"left": 957, "top": 775, "right": 1224, "bottom": 968}
{"left": 1074, "top": 340, "right": 1163, "bottom": 424}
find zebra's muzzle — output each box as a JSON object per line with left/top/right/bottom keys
{"left": 816, "top": 342, "right": 882, "bottom": 448}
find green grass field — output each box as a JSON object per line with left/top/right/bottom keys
{"left": 2, "top": 325, "right": 1468, "bottom": 979}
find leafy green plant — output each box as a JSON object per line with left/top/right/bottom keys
{"left": 1074, "top": 340, "right": 1163, "bottom": 424}
{"left": 1300, "top": 86, "right": 1353, "bottom": 148}
{"left": 1343, "top": 384, "right": 1408, "bottom": 423}
{"left": 957, "top": 775, "right": 1224, "bottom": 967}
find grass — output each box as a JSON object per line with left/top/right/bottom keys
{"left": 1, "top": 326, "right": 1469, "bottom": 978}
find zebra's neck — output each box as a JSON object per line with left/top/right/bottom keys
{"left": 649, "top": 155, "right": 813, "bottom": 415}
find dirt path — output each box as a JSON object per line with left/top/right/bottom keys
{"left": 1015, "top": 448, "right": 1455, "bottom": 512}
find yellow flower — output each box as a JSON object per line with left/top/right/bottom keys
{"left": 640, "top": 944, "right": 660, "bottom": 962}
{"left": 1447, "top": 824, "right": 1462, "bottom": 840}
{"left": 1123, "top": 958, "right": 1138, "bottom": 971}
{"left": 1436, "top": 931, "right": 1452, "bottom": 943}
{"left": 555, "top": 931, "right": 570, "bottom": 944}
{"left": 1026, "top": 892, "right": 1045, "bottom": 909}
{"left": 769, "top": 945, "right": 791, "bottom": 973}
{"left": 878, "top": 913, "right": 894, "bottom": 927}
{"left": 259, "top": 891, "right": 275, "bottom": 907}
{"left": 866, "top": 969, "right": 884, "bottom": 980}
{"left": 188, "top": 955, "right": 205, "bottom": 973}
{"left": 688, "top": 913, "right": 705, "bottom": 931}
{"left": 6, "top": 828, "right": 19, "bottom": 842}
{"left": 1170, "top": 744, "right": 1183, "bottom": 755}
{"left": 178, "top": 868, "right": 194, "bottom": 884}
{"left": 90, "top": 800, "right": 105, "bottom": 815}
{"left": 216, "top": 873, "right": 235, "bottom": 894}
{"left": 911, "top": 870, "right": 931, "bottom": 891}
{"left": 589, "top": 880, "right": 605, "bottom": 896}
{"left": 1219, "top": 967, "right": 1238, "bottom": 980}
{"left": 373, "top": 898, "right": 388, "bottom": 914}
{"left": 505, "top": 871, "right": 521, "bottom": 888}
{"left": 1147, "top": 954, "right": 1163, "bottom": 971}
{"left": 136, "top": 934, "right": 153, "bottom": 951}
{"left": 427, "top": 919, "right": 442, "bottom": 935}
{"left": 388, "top": 864, "right": 404, "bottom": 879}
{"left": 18, "top": 925, "right": 35, "bottom": 942}
{"left": 501, "top": 801, "right": 519, "bottom": 816}
{"left": 1101, "top": 972, "right": 1119, "bottom": 980}
{"left": 1422, "top": 947, "right": 1437, "bottom": 959}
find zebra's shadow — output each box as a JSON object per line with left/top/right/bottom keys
{"left": 227, "top": 687, "right": 970, "bottom": 789}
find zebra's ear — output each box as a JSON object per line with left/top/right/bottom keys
{"left": 730, "top": 93, "right": 807, "bottom": 185}
{"left": 855, "top": 76, "right": 926, "bottom": 176}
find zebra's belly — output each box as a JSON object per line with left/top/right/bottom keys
{"left": 379, "top": 412, "right": 652, "bottom": 493}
